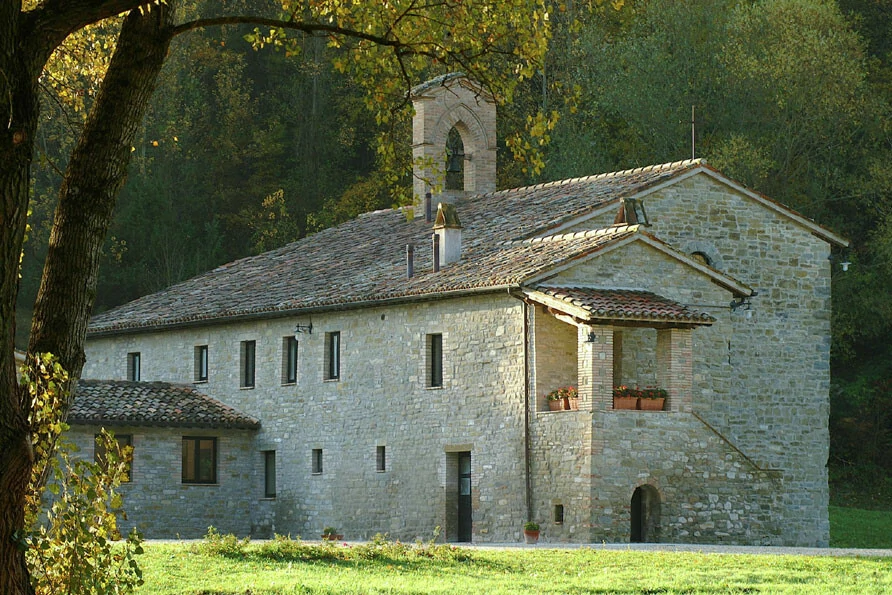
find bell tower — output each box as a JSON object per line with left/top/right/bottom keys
{"left": 411, "top": 74, "right": 497, "bottom": 214}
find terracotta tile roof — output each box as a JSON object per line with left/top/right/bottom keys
{"left": 70, "top": 379, "right": 261, "bottom": 430}
{"left": 535, "top": 287, "right": 716, "bottom": 325}
{"left": 86, "top": 160, "right": 711, "bottom": 335}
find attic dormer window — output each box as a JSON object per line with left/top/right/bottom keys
{"left": 445, "top": 127, "right": 465, "bottom": 190}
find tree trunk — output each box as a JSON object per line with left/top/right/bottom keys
{"left": 1, "top": 3, "right": 173, "bottom": 593}
{"left": 1, "top": 4, "right": 46, "bottom": 594}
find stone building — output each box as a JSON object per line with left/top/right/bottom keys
{"left": 76, "top": 74, "right": 847, "bottom": 546}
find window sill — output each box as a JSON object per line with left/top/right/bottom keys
{"left": 281, "top": 382, "right": 296, "bottom": 387}
{"left": 323, "top": 378, "right": 340, "bottom": 383}
{"left": 259, "top": 497, "right": 276, "bottom": 501}
{"left": 182, "top": 483, "right": 219, "bottom": 487}
{"left": 193, "top": 380, "right": 208, "bottom": 385}
{"left": 311, "top": 472, "right": 323, "bottom": 476}
{"left": 424, "top": 385, "right": 444, "bottom": 390}
{"left": 240, "top": 386, "right": 255, "bottom": 390}
{"left": 376, "top": 470, "right": 386, "bottom": 474}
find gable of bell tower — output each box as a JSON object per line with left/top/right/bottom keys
{"left": 411, "top": 74, "right": 497, "bottom": 213}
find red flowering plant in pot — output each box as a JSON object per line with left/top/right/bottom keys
{"left": 639, "top": 387, "right": 667, "bottom": 411}
{"left": 545, "top": 386, "right": 578, "bottom": 411}
{"left": 612, "top": 385, "right": 639, "bottom": 410}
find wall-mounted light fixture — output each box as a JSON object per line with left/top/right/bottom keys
{"left": 585, "top": 331, "right": 598, "bottom": 343}
{"left": 829, "top": 251, "right": 852, "bottom": 272}
{"left": 729, "top": 296, "right": 751, "bottom": 312}
{"left": 294, "top": 321, "right": 313, "bottom": 335}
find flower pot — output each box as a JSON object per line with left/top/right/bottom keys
{"left": 321, "top": 534, "right": 343, "bottom": 541}
{"left": 523, "top": 530, "right": 540, "bottom": 544}
{"left": 547, "top": 399, "right": 564, "bottom": 411}
{"left": 567, "top": 397, "right": 579, "bottom": 411}
{"left": 638, "top": 397, "right": 665, "bottom": 411}
{"left": 613, "top": 396, "right": 638, "bottom": 410}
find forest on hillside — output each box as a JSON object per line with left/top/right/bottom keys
{"left": 17, "top": 0, "right": 892, "bottom": 497}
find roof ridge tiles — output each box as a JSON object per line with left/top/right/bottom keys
{"left": 467, "top": 158, "right": 706, "bottom": 200}
{"left": 517, "top": 224, "right": 640, "bottom": 245}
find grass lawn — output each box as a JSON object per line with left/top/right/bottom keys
{"left": 134, "top": 537, "right": 892, "bottom": 595}
{"left": 830, "top": 505, "right": 892, "bottom": 549}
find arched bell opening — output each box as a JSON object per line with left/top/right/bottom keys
{"left": 445, "top": 126, "right": 465, "bottom": 191}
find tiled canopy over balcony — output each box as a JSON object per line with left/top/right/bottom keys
{"left": 526, "top": 287, "right": 715, "bottom": 413}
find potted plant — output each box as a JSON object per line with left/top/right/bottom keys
{"left": 545, "top": 390, "right": 565, "bottom": 411}
{"left": 321, "top": 526, "right": 343, "bottom": 541}
{"left": 638, "top": 387, "right": 667, "bottom": 411}
{"left": 545, "top": 386, "right": 579, "bottom": 411}
{"left": 523, "top": 521, "right": 540, "bottom": 544}
{"left": 613, "top": 385, "right": 638, "bottom": 410}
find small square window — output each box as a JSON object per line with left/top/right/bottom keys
{"left": 376, "top": 445, "right": 386, "bottom": 472}
{"left": 427, "top": 334, "right": 443, "bottom": 388}
{"left": 282, "top": 337, "right": 298, "bottom": 385}
{"left": 312, "top": 448, "right": 323, "bottom": 474}
{"left": 95, "top": 433, "right": 132, "bottom": 482}
{"left": 263, "top": 450, "right": 276, "bottom": 498}
{"left": 182, "top": 437, "right": 217, "bottom": 484}
{"left": 240, "top": 340, "right": 256, "bottom": 388}
{"left": 324, "top": 332, "right": 340, "bottom": 381}
{"left": 127, "top": 352, "right": 141, "bottom": 381}
{"left": 195, "top": 345, "right": 209, "bottom": 382}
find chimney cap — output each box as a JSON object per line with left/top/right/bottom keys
{"left": 433, "top": 203, "right": 462, "bottom": 229}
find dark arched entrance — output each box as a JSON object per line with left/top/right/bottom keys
{"left": 630, "top": 484, "right": 661, "bottom": 543}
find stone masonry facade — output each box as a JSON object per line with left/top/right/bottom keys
{"left": 77, "top": 76, "right": 841, "bottom": 547}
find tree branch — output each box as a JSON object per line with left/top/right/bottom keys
{"left": 170, "top": 16, "right": 401, "bottom": 47}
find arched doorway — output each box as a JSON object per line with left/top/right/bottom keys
{"left": 630, "top": 484, "right": 661, "bottom": 543}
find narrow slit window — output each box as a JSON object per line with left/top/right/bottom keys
{"left": 282, "top": 336, "right": 298, "bottom": 384}
{"left": 554, "top": 504, "right": 564, "bottom": 524}
{"left": 427, "top": 333, "right": 443, "bottom": 388}
{"left": 240, "top": 340, "right": 256, "bottom": 388}
{"left": 312, "top": 448, "right": 323, "bottom": 474}
{"left": 376, "top": 445, "right": 386, "bottom": 472}
{"left": 127, "top": 352, "right": 141, "bottom": 381}
{"left": 325, "top": 332, "right": 340, "bottom": 381}
{"left": 263, "top": 451, "right": 276, "bottom": 498}
{"left": 195, "top": 345, "right": 209, "bottom": 382}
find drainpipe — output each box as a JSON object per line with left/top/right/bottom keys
{"left": 508, "top": 288, "right": 533, "bottom": 523}
{"left": 523, "top": 298, "right": 532, "bottom": 522}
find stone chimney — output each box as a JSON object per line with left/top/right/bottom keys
{"left": 410, "top": 73, "right": 497, "bottom": 216}
{"left": 433, "top": 203, "right": 462, "bottom": 265}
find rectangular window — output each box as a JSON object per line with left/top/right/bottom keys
{"left": 427, "top": 333, "right": 443, "bottom": 388}
{"left": 282, "top": 336, "right": 298, "bottom": 384}
{"left": 263, "top": 451, "right": 276, "bottom": 498}
{"left": 312, "top": 448, "right": 323, "bottom": 474}
{"left": 324, "top": 332, "right": 340, "bottom": 381}
{"left": 127, "top": 352, "right": 141, "bottom": 381}
{"left": 95, "top": 433, "right": 133, "bottom": 482}
{"left": 194, "top": 345, "right": 209, "bottom": 382}
{"left": 240, "top": 340, "right": 256, "bottom": 388}
{"left": 182, "top": 437, "right": 217, "bottom": 484}
{"left": 376, "top": 445, "right": 386, "bottom": 472}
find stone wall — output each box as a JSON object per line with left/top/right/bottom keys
{"left": 66, "top": 425, "right": 257, "bottom": 538}
{"left": 530, "top": 411, "right": 782, "bottom": 545}
{"left": 572, "top": 171, "right": 831, "bottom": 545}
{"left": 84, "top": 293, "right": 528, "bottom": 542}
